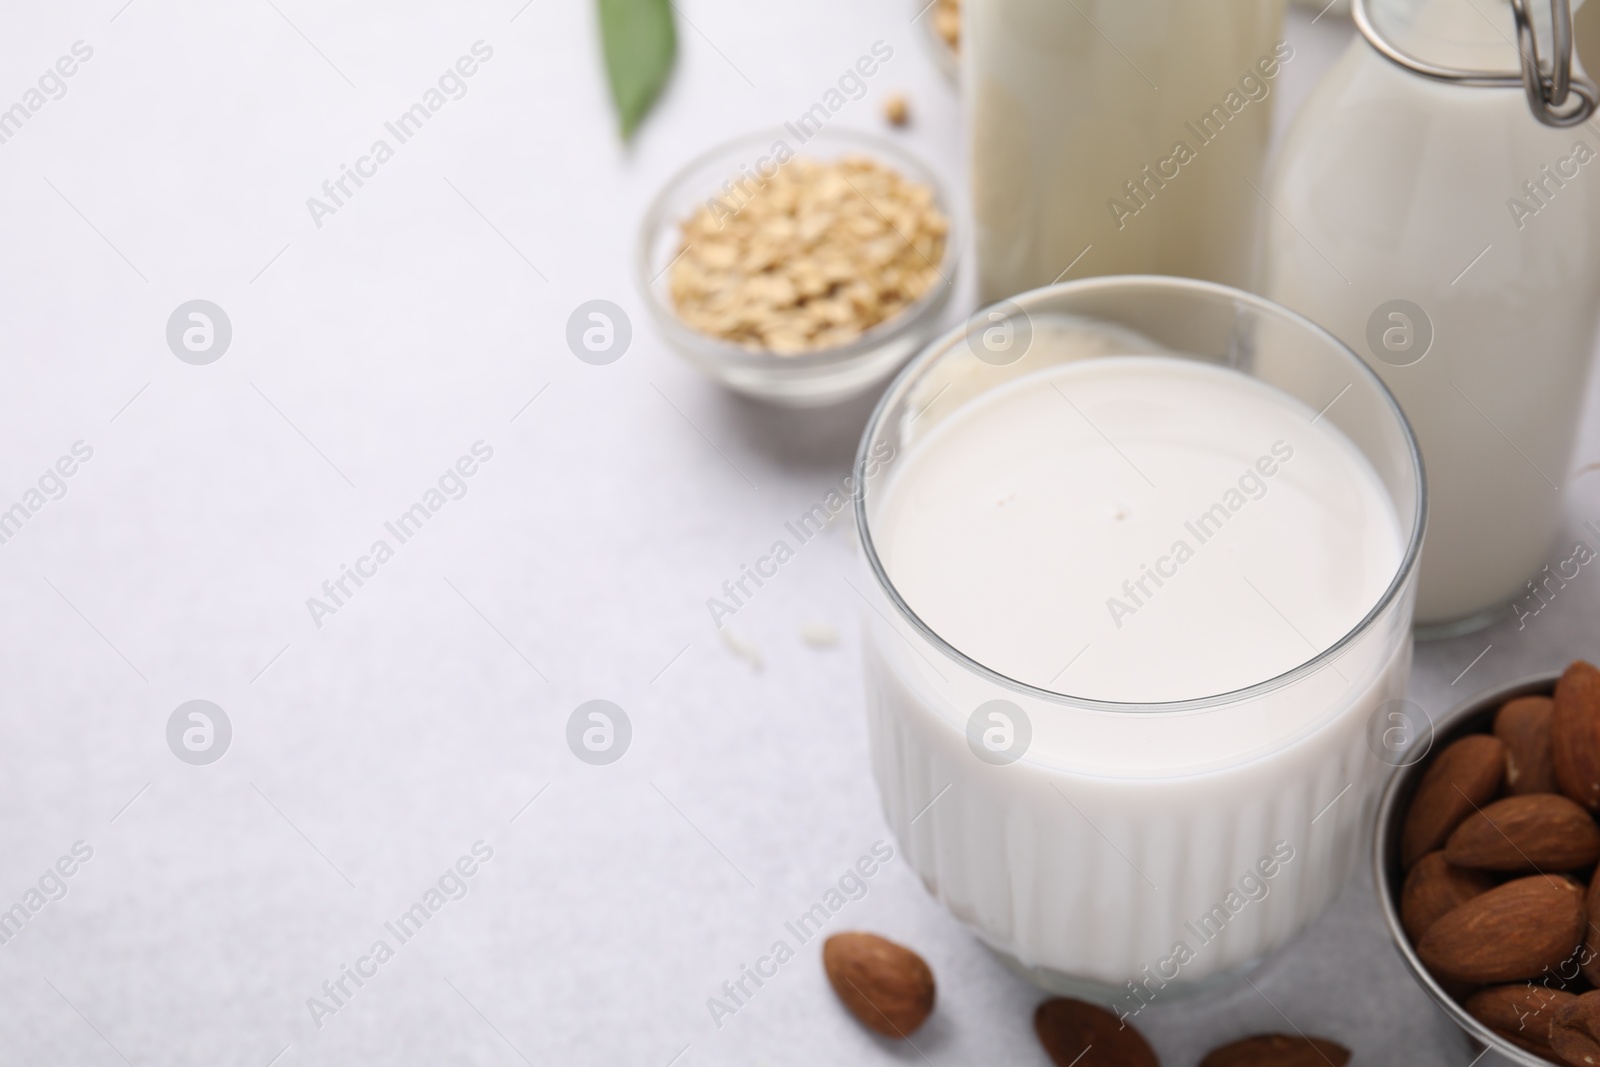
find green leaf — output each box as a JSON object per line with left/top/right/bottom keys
{"left": 598, "top": 0, "right": 677, "bottom": 140}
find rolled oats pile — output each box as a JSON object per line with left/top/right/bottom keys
{"left": 668, "top": 155, "right": 949, "bottom": 355}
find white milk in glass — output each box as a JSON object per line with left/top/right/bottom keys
{"left": 859, "top": 314, "right": 1416, "bottom": 1000}
{"left": 967, "top": 0, "right": 1286, "bottom": 301}
{"left": 1262, "top": 0, "right": 1600, "bottom": 628}
{"left": 877, "top": 357, "right": 1400, "bottom": 703}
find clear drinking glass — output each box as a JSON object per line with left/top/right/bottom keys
{"left": 852, "top": 276, "right": 1425, "bottom": 1004}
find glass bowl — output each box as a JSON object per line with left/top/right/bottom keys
{"left": 637, "top": 127, "right": 959, "bottom": 407}
{"left": 1373, "top": 670, "right": 1570, "bottom": 1066}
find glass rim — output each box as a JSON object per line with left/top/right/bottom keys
{"left": 852, "top": 274, "right": 1429, "bottom": 714}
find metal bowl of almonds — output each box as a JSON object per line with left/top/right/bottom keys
{"left": 1374, "top": 663, "right": 1600, "bottom": 1065}
{"left": 638, "top": 127, "right": 957, "bottom": 406}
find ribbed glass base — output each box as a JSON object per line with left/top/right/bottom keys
{"left": 982, "top": 940, "right": 1268, "bottom": 1008}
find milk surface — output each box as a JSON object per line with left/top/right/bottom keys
{"left": 876, "top": 356, "right": 1403, "bottom": 708}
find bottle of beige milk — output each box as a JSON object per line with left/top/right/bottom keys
{"left": 1262, "top": 0, "right": 1600, "bottom": 632}
{"left": 967, "top": 0, "right": 1288, "bottom": 301}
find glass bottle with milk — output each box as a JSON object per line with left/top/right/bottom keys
{"left": 967, "top": 0, "right": 1287, "bottom": 301}
{"left": 1262, "top": 0, "right": 1600, "bottom": 632}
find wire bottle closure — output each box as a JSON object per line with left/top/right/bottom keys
{"left": 1351, "top": 0, "right": 1598, "bottom": 125}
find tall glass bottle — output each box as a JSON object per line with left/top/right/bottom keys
{"left": 1262, "top": 0, "right": 1600, "bottom": 631}
{"left": 967, "top": 0, "right": 1287, "bottom": 302}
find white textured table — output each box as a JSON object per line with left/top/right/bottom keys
{"left": 0, "top": 2, "right": 1594, "bottom": 1064}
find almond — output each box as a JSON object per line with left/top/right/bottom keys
{"left": 822, "top": 932, "right": 935, "bottom": 1038}
{"left": 1497, "top": 695, "right": 1559, "bottom": 796}
{"left": 1554, "top": 661, "right": 1600, "bottom": 811}
{"left": 1198, "top": 1034, "right": 1350, "bottom": 1067}
{"left": 1401, "top": 851, "right": 1497, "bottom": 942}
{"left": 1464, "top": 984, "right": 1576, "bottom": 1054}
{"left": 1581, "top": 867, "right": 1600, "bottom": 988}
{"left": 1401, "top": 734, "right": 1507, "bottom": 868}
{"left": 1417, "top": 874, "right": 1585, "bottom": 984}
{"left": 1444, "top": 793, "right": 1600, "bottom": 872}
{"left": 1552, "top": 989, "right": 1600, "bottom": 1065}
{"left": 1033, "top": 998, "right": 1159, "bottom": 1067}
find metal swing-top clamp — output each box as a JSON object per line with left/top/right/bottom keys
{"left": 1352, "top": 0, "right": 1599, "bottom": 125}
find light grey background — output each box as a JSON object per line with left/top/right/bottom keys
{"left": 0, "top": 2, "right": 1594, "bottom": 1064}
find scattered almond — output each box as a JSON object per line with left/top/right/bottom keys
{"left": 1416, "top": 874, "right": 1585, "bottom": 985}
{"left": 1498, "top": 695, "right": 1559, "bottom": 795}
{"left": 1400, "top": 851, "right": 1496, "bottom": 942}
{"left": 1198, "top": 1034, "right": 1350, "bottom": 1067}
{"left": 822, "top": 932, "right": 935, "bottom": 1038}
{"left": 1401, "top": 734, "right": 1507, "bottom": 868}
{"left": 1444, "top": 793, "right": 1600, "bottom": 872}
{"left": 1553, "top": 661, "right": 1600, "bottom": 810}
{"left": 1465, "top": 984, "right": 1576, "bottom": 1055}
{"left": 1553, "top": 989, "right": 1600, "bottom": 1065}
{"left": 883, "top": 93, "right": 910, "bottom": 127}
{"left": 1033, "top": 998, "right": 1159, "bottom": 1067}
{"left": 934, "top": 0, "right": 960, "bottom": 53}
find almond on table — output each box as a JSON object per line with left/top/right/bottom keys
{"left": 1033, "top": 998, "right": 1159, "bottom": 1067}
{"left": 821, "top": 932, "right": 935, "bottom": 1038}
{"left": 1199, "top": 1034, "right": 1351, "bottom": 1067}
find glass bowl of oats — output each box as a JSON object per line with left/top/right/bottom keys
{"left": 638, "top": 127, "right": 958, "bottom": 406}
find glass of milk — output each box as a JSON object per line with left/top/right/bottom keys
{"left": 853, "top": 277, "right": 1424, "bottom": 1006}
